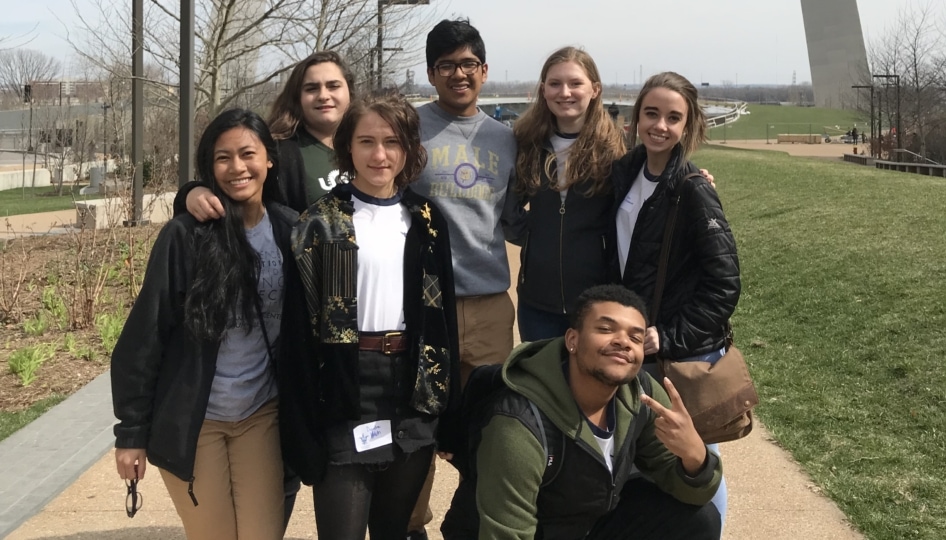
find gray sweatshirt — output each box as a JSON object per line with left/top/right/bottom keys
{"left": 414, "top": 102, "right": 524, "bottom": 297}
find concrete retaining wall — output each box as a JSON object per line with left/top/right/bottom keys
{"left": 778, "top": 134, "right": 822, "bottom": 144}
{"left": 74, "top": 192, "right": 174, "bottom": 230}
{"left": 0, "top": 168, "right": 51, "bottom": 190}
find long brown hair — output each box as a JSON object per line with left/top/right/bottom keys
{"left": 629, "top": 72, "right": 707, "bottom": 159}
{"left": 267, "top": 51, "right": 356, "bottom": 140}
{"left": 513, "top": 47, "right": 625, "bottom": 197}
{"left": 333, "top": 95, "right": 427, "bottom": 191}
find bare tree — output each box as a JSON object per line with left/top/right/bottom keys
{"left": 66, "top": 0, "right": 442, "bottom": 117}
{"left": 0, "top": 49, "right": 62, "bottom": 101}
{"left": 864, "top": 1, "right": 946, "bottom": 162}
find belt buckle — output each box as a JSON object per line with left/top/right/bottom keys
{"left": 381, "top": 332, "right": 400, "bottom": 355}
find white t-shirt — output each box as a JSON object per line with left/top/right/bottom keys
{"left": 616, "top": 165, "right": 660, "bottom": 276}
{"left": 549, "top": 133, "right": 578, "bottom": 201}
{"left": 351, "top": 189, "right": 410, "bottom": 332}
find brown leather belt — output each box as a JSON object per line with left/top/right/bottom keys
{"left": 358, "top": 332, "right": 409, "bottom": 355}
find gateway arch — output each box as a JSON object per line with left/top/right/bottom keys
{"left": 800, "top": 0, "right": 869, "bottom": 109}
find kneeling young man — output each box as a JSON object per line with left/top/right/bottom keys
{"left": 442, "top": 284, "right": 722, "bottom": 540}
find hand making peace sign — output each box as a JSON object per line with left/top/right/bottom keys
{"left": 640, "top": 377, "right": 709, "bottom": 476}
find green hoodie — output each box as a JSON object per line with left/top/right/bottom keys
{"left": 473, "top": 337, "right": 722, "bottom": 539}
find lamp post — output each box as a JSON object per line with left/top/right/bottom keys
{"left": 376, "top": 0, "right": 429, "bottom": 90}
{"left": 852, "top": 84, "right": 873, "bottom": 156}
{"left": 873, "top": 74, "right": 901, "bottom": 160}
{"left": 102, "top": 102, "right": 111, "bottom": 179}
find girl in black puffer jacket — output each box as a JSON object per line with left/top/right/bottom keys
{"left": 612, "top": 72, "right": 740, "bottom": 536}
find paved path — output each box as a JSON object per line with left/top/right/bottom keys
{"left": 0, "top": 213, "right": 865, "bottom": 539}
{"left": 1, "top": 210, "right": 76, "bottom": 240}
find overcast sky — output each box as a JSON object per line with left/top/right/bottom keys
{"left": 3, "top": 0, "right": 932, "bottom": 85}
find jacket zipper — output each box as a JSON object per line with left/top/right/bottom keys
{"left": 574, "top": 424, "right": 617, "bottom": 511}
{"left": 558, "top": 197, "right": 566, "bottom": 314}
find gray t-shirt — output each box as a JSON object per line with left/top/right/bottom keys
{"left": 413, "top": 102, "right": 522, "bottom": 297}
{"left": 205, "top": 211, "right": 282, "bottom": 422}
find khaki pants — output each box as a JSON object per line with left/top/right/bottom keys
{"left": 159, "top": 400, "right": 284, "bottom": 540}
{"left": 408, "top": 291, "right": 515, "bottom": 532}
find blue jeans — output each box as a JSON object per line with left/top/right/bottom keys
{"left": 517, "top": 302, "right": 571, "bottom": 342}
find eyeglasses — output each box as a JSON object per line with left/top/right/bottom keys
{"left": 125, "top": 465, "right": 143, "bottom": 518}
{"left": 433, "top": 61, "right": 482, "bottom": 77}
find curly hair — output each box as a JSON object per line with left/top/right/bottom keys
{"left": 332, "top": 94, "right": 427, "bottom": 191}
{"left": 569, "top": 284, "right": 649, "bottom": 330}
{"left": 185, "top": 108, "right": 283, "bottom": 341}
{"left": 267, "top": 51, "right": 356, "bottom": 140}
{"left": 513, "top": 47, "right": 626, "bottom": 197}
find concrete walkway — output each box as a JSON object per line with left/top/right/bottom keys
{"left": 0, "top": 211, "right": 865, "bottom": 539}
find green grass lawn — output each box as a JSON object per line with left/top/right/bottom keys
{"left": 0, "top": 395, "right": 66, "bottom": 441}
{"left": 694, "top": 145, "right": 946, "bottom": 540}
{"left": 709, "top": 104, "right": 868, "bottom": 141}
{"left": 0, "top": 185, "right": 92, "bottom": 216}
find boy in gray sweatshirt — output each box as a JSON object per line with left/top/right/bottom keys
{"left": 406, "top": 18, "right": 524, "bottom": 540}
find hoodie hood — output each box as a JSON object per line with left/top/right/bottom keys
{"left": 502, "top": 337, "right": 648, "bottom": 453}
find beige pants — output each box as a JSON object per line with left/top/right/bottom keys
{"left": 159, "top": 399, "right": 284, "bottom": 540}
{"left": 455, "top": 291, "right": 516, "bottom": 387}
{"left": 408, "top": 291, "right": 515, "bottom": 532}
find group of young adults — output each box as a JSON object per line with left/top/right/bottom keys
{"left": 110, "top": 15, "right": 740, "bottom": 540}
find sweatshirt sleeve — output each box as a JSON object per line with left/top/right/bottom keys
{"left": 476, "top": 414, "right": 546, "bottom": 540}
{"left": 633, "top": 378, "right": 722, "bottom": 505}
{"left": 501, "top": 170, "right": 528, "bottom": 246}
{"left": 171, "top": 182, "right": 201, "bottom": 218}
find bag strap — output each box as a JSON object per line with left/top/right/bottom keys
{"left": 649, "top": 172, "right": 703, "bottom": 323}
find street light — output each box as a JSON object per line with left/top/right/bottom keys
{"left": 873, "top": 74, "right": 901, "bottom": 161}
{"left": 376, "top": 0, "right": 430, "bottom": 90}
{"left": 102, "top": 102, "right": 111, "bottom": 180}
{"left": 851, "top": 84, "right": 873, "bottom": 156}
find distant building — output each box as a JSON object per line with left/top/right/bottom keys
{"left": 800, "top": 0, "right": 869, "bottom": 109}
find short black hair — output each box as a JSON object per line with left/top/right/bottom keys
{"left": 425, "top": 18, "right": 486, "bottom": 68}
{"left": 569, "top": 285, "right": 649, "bottom": 330}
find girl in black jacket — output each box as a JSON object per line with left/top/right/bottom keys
{"left": 281, "top": 94, "right": 460, "bottom": 540}
{"left": 613, "top": 71, "right": 740, "bottom": 534}
{"left": 112, "top": 109, "right": 300, "bottom": 539}
{"left": 510, "top": 47, "right": 626, "bottom": 340}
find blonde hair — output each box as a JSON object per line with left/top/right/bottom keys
{"left": 513, "top": 47, "right": 626, "bottom": 197}
{"left": 629, "top": 71, "right": 707, "bottom": 159}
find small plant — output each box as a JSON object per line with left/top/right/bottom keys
{"left": 63, "top": 332, "right": 95, "bottom": 361}
{"left": 42, "top": 285, "right": 69, "bottom": 330}
{"left": 8, "top": 344, "right": 56, "bottom": 386}
{"left": 22, "top": 312, "right": 48, "bottom": 337}
{"left": 96, "top": 312, "right": 124, "bottom": 355}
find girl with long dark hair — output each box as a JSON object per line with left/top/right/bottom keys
{"left": 279, "top": 94, "right": 460, "bottom": 540}
{"left": 112, "top": 109, "right": 301, "bottom": 539}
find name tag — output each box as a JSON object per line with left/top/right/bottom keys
{"left": 353, "top": 420, "right": 393, "bottom": 452}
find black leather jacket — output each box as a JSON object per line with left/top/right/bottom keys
{"left": 111, "top": 203, "right": 300, "bottom": 483}
{"left": 611, "top": 144, "right": 740, "bottom": 359}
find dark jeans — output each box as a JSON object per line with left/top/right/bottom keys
{"left": 283, "top": 469, "right": 301, "bottom": 531}
{"left": 585, "top": 478, "right": 721, "bottom": 539}
{"left": 441, "top": 477, "right": 720, "bottom": 540}
{"left": 312, "top": 445, "right": 435, "bottom": 540}
{"left": 517, "top": 301, "right": 571, "bottom": 342}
